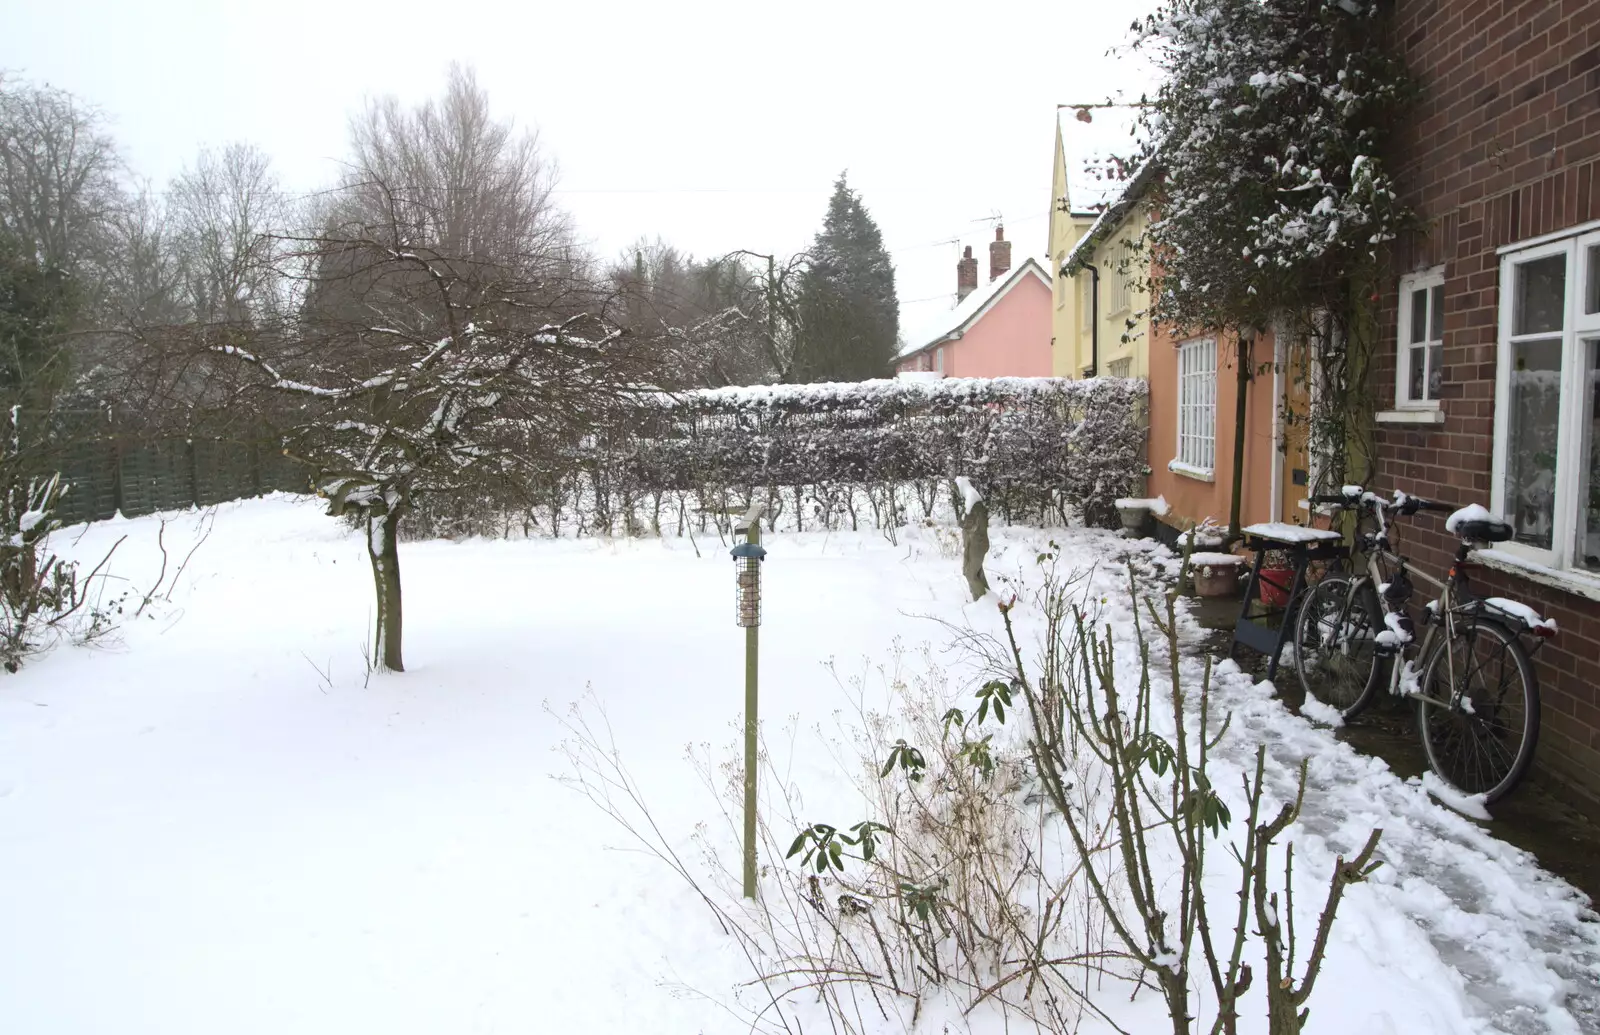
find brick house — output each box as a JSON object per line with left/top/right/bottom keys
{"left": 1372, "top": 0, "right": 1600, "bottom": 797}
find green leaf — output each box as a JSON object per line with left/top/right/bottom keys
{"left": 786, "top": 831, "right": 809, "bottom": 859}
{"left": 879, "top": 754, "right": 896, "bottom": 779}
{"left": 941, "top": 708, "right": 965, "bottom": 740}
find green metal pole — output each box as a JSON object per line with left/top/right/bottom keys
{"left": 743, "top": 522, "right": 760, "bottom": 900}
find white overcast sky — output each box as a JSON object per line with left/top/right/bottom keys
{"left": 4, "top": 0, "right": 1157, "bottom": 336}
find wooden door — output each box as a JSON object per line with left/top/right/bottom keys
{"left": 1279, "top": 338, "right": 1313, "bottom": 524}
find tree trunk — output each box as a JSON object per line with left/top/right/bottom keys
{"left": 367, "top": 507, "right": 405, "bottom": 673}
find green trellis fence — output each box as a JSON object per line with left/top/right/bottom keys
{"left": 37, "top": 414, "right": 308, "bottom": 526}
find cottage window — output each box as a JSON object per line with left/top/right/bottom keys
{"left": 1110, "top": 261, "right": 1134, "bottom": 315}
{"left": 1395, "top": 267, "right": 1444, "bottom": 407}
{"left": 1108, "top": 357, "right": 1132, "bottom": 378}
{"left": 1174, "top": 337, "right": 1217, "bottom": 476}
{"left": 1491, "top": 230, "right": 1600, "bottom": 573}
{"left": 1079, "top": 277, "right": 1093, "bottom": 333}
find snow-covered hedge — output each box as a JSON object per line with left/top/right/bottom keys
{"left": 403, "top": 377, "right": 1149, "bottom": 538}
{"left": 580, "top": 375, "right": 1148, "bottom": 531}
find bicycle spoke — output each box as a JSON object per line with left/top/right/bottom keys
{"left": 1422, "top": 622, "right": 1535, "bottom": 799}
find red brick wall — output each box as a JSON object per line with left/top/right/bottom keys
{"left": 1372, "top": 0, "right": 1600, "bottom": 792}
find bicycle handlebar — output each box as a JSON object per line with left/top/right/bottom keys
{"left": 1306, "top": 489, "right": 1457, "bottom": 516}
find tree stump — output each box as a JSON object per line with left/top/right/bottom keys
{"left": 960, "top": 494, "right": 990, "bottom": 601}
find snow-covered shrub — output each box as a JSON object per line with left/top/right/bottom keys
{"left": 987, "top": 559, "right": 1382, "bottom": 1034}
{"left": 1087, "top": 0, "right": 1413, "bottom": 494}
{"left": 1118, "top": 0, "right": 1413, "bottom": 335}
{"left": 597, "top": 376, "right": 1148, "bottom": 533}
{"left": 402, "top": 376, "right": 1148, "bottom": 540}
{"left": 557, "top": 640, "right": 1116, "bottom": 1032}
{"left": 559, "top": 549, "right": 1385, "bottom": 1032}
{"left": 0, "top": 473, "right": 123, "bottom": 670}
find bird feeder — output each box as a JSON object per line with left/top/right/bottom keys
{"left": 731, "top": 540, "right": 768, "bottom": 627}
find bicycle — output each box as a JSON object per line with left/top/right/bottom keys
{"left": 1291, "top": 486, "right": 1556, "bottom": 804}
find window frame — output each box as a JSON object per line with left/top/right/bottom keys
{"left": 1174, "top": 337, "right": 1217, "bottom": 478}
{"left": 1489, "top": 230, "right": 1600, "bottom": 573}
{"left": 1109, "top": 261, "right": 1133, "bottom": 316}
{"left": 1394, "top": 266, "right": 1446, "bottom": 409}
{"left": 1079, "top": 276, "right": 1093, "bottom": 333}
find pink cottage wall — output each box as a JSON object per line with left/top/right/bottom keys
{"left": 897, "top": 274, "right": 1052, "bottom": 378}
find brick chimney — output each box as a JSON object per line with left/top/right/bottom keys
{"left": 956, "top": 246, "right": 978, "bottom": 301}
{"left": 989, "top": 225, "right": 1012, "bottom": 282}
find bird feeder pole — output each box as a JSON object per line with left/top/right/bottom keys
{"left": 730, "top": 502, "right": 767, "bottom": 900}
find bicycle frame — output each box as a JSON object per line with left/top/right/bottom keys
{"left": 1332, "top": 498, "right": 1471, "bottom": 712}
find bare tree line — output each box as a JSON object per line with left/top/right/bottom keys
{"left": 0, "top": 61, "right": 898, "bottom": 672}
{"left": 0, "top": 63, "right": 775, "bottom": 670}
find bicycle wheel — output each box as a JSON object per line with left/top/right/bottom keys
{"left": 1417, "top": 618, "right": 1540, "bottom": 804}
{"left": 1294, "top": 576, "right": 1383, "bottom": 718}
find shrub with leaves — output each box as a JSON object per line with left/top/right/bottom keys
{"left": 1115, "top": 0, "right": 1413, "bottom": 335}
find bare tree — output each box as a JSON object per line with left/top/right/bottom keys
{"left": 168, "top": 143, "right": 292, "bottom": 324}
{"left": 178, "top": 227, "right": 651, "bottom": 672}
{"left": 0, "top": 77, "right": 125, "bottom": 276}
{"left": 327, "top": 64, "right": 571, "bottom": 276}
{"left": 606, "top": 239, "right": 774, "bottom": 387}
{"left": 728, "top": 249, "right": 809, "bottom": 382}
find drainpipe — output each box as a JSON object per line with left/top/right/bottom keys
{"left": 1227, "top": 328, "right": 1255, "bottom": 544}
{"left": 1081, "top": 263, "right": 1101, "bottom": 378}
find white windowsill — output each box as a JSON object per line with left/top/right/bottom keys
{"left": 1168, "top": 460, "right": 1215, "bottom": 483}
{"left": 1473, "top": 548, "right": 1600, "bottom": 603}
{"left": 1375, "top": 408, "right": 1445, "bottom": 425}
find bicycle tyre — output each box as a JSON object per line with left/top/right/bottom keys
{"left": 1416, "top": 618, "right": 1540, "bottom": 805}
{"left": 1293, "top": 575, "right": 1383, "bottom": 719}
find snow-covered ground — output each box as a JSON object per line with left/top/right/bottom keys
{"left": 1, "top": 495, "right": 1597, "bottom": 1034}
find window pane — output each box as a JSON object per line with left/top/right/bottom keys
{"left": 1577, "top": 338, "right": 1600, "bottom": 572}
{"left": 1410, "top": 288, "right": 1428, "bottom": 343}
{"left": 1408, "top": 343, "right": 1425, "bottom": 401}
{"left": 1504, "top": 337, "right": 1564, "bottom": 550}
{"left": 1514, "top": 255, "right": 1566, "bottom": 336}
{"left": 1586, "top": 245, "right": 1600, "bottom": 317}
{"left": 1428, "top": 343, "right": 1443, "bottom": 399}
{"left": 1430, "top": 284, "right": 1445, "bottom": 340}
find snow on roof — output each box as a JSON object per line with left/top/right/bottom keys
{"left": 1056, "top": 106, "right": 1148, "bottom": 215}
{"left": 1061, "top": 156, "right": 1163, "bottom": 276}
{"left": 897, "top": 258, "right": 1051, "bottom": 359}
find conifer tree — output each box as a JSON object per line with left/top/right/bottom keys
{"left": 793, "top": 174, "right": 899, "bottom": 382}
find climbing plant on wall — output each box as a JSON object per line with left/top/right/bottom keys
{"left": 1118, "top": 0, "right": 1415, "bottom": 491}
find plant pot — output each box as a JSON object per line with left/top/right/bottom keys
{"left": 1116, "top": 504, "right": 1153, "bottom": 539}
{"left": 1258, "top": 566, "right": 1294, "bottom": 607}
{"left": 1191, "top": 554, "right": 1243, "bottom": 598}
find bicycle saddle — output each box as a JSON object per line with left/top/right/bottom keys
{"left": 1453, "top": 518, "right": 1513, "bottom": 543}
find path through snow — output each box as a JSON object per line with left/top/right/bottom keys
{"left": 1144, "top": 547, "right": 1600, "bottom": 1035}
